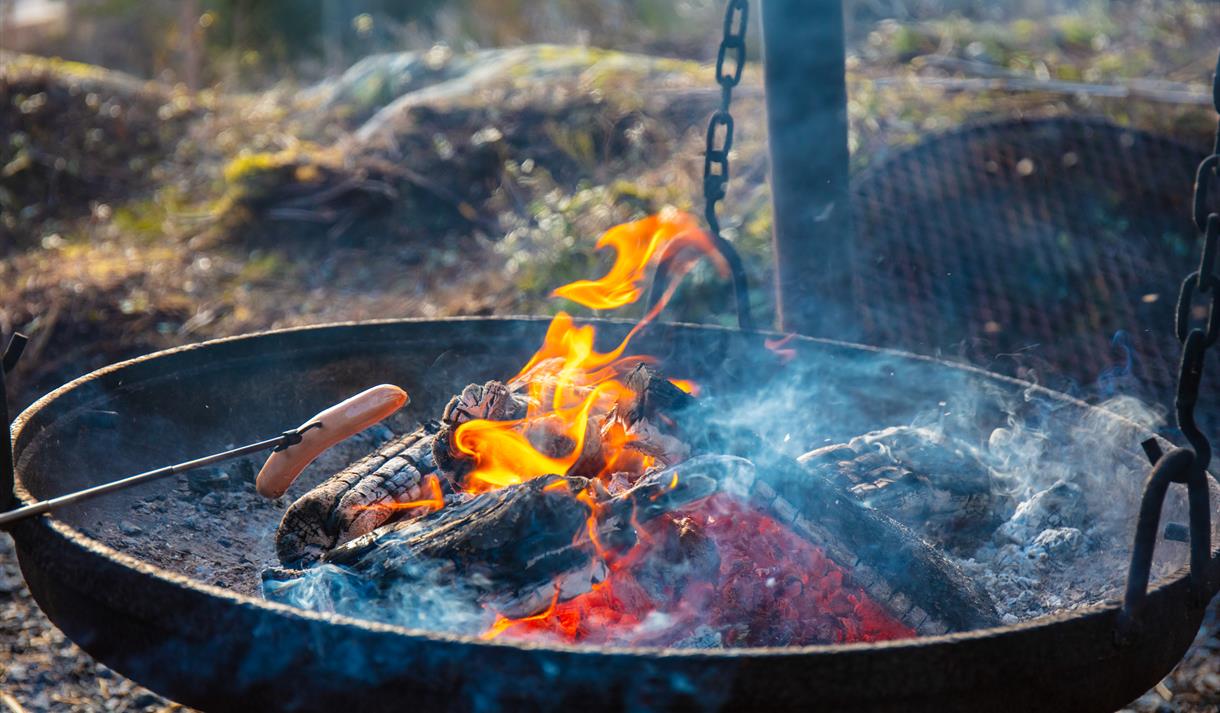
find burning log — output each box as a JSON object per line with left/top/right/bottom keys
{"left": 267, "top": 458, "right": 729, "bottom": 620}
{"left": 303, "top": 474, "right": 600, "bottom": 619}
{"left": 274, "top": 423, "right": 444, "bottom": 567}
{"left": 274, "top": 380, "right": 528, "bottom": 567}
{"left": 615, "top": 364, "right": 1001, "bottom": 634}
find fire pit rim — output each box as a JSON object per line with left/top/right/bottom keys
{"left": 9, "top": 315, "right": 1211, "bottom": 658}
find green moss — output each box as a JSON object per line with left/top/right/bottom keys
{"left": 222, "top": 151, "right": 295, "bottom": 185}
{"left": 890, "top": 26, "right": 936, "bottom": 61}
{"left": 111, "top": 198, "right": 167, "bottom": 241}
{"left": 238, "top": 250, "right": 287, "bottom": 283}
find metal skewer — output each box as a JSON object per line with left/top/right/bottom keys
{"left": 1, "top": 329, "right": 326, "bottom": 530}
{"left": 0, "top": 422, "right": 319, "bottom": 529}
{"left": 0, "top": 421, "right": 322, "bottom": 530}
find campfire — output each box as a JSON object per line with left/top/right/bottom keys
{"left": 6, "top": 0, "right": 1220, "bottom": 705}
{"left": 256, "top": 208, "right": 1020, "bottom": 646}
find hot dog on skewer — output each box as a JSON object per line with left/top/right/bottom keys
{"left": 256, "top": 384, "right": 408, "bottom": 498}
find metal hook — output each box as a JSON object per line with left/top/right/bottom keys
{"left": 274, "top": 421, "right": 323, "bottom": 451}
{"left": 1116, "top": 443, "right": 1214, "bottom": 644}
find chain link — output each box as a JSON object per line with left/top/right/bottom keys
{"left": 1116, "top": 52, "right": 1220, "bottom": 639}
{"left": 1172, "top": 51, "right": 1220, "bottom": 468}
{"left": 705, "top": 0, "right": 747, "bottom": 235}
{"left": 702, "top": 0, "right": 754, "bottom": 331}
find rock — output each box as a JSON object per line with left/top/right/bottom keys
{"left": 200, "top": 492, "right": 224, "bottom": 512}
{"left": 0, "top": 54, "right": 192, "bottom": 248}
{"left": 118, "top": 521, "right": 143, "bottom": 537}
{"left": 221, "top": 45, "right": 718, "bottom": 245}
{"left": 186, "top": 467, "right": 231, "bottom": 494}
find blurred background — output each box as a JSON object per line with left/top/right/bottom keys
{"left": 3, "top": 1, "right": 1220, "bottom": 710}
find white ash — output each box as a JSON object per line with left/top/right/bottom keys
{"left": 793, "top": 392, "right": 1215, "bottom": 624}
{"left": 993, "top": 481, "right": 1086, "bottom": 546}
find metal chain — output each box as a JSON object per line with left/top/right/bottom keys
{"left": 1173, "top": 51, "right": 1220, "bottom": 468}
{"left": 645, "top": 0, "right": 755, "bottom": 329}
{"left": 703, "top": 0, "right": 755, "bottom": 331}
{"left": 704, "top": 0, "right": 747, "bottom": 231}
{"left": 1119, "top": 51, "right": 1220, "bottom": 640}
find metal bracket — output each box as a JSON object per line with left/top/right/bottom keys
{"left": 2, "top": 333, "right": 29, "bottom": 513}
{"left": 645, "top": 232, "right": 755, "bottom": 331}
{"left": 1116, "top": 440, "right": 1216, "bottom": 644}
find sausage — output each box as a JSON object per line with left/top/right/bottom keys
{"left": 256, "top": 384, "right": 409, "bottom": 498}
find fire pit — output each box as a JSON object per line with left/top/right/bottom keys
{"left": 8, "top": 316, "right": 1220, "bottom": 712}
{"left": 5, "top": 2, "right": 1220, "bottom": 710}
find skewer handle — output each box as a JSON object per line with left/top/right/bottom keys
{"left": 0, "top": 430, "right": 307, "bottom": 530}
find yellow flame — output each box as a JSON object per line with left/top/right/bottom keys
{"left": 452, "top": 209, "right": 716, "bottom": 492}
{"left": 551, "top": 208, "right": 715, "bottom": 310}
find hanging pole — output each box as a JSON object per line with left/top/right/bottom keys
{"left": 760, "top": 0, "right": 852, "bottom": 336}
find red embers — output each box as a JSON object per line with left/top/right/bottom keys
{"left": 491, "top": 494, "right": 914, "bottom": 646}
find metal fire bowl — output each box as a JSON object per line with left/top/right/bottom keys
{"left": 8, "top": 318, "right": 1217, "bottom": 712}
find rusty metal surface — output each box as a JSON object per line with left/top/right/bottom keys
{"left": 7, "top": 318, "right": 1216, "bottom": 712}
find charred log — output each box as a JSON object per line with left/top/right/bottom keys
{"left": 799, "top": 426, "right": 1007, "bottom": 553}
{"left": 275, "top": 422, "right": 444, "bottom": 567}
{"left": 317, "top": 474, "right": 599, "bottom": 619}
{"left": 618, "top": 364, "right": 1001, "bottom": 633}
{"left": 270, "top": 459, "right": 730, "bottom": 619}
{"left": 276, "top": 380, "right": 527, "bottom": 567}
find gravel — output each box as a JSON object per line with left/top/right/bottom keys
{"left": 0, "top": 532, "right": 189, "bottom": 712}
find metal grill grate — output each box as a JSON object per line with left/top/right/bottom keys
{"left": 851, "top": 117, "right": 1220, "bottom": 432}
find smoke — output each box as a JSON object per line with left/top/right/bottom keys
{"left": 264, "top": 324, "right": 1205, "bottom": 643}
{"left": 265, "top": 560, "right": 492, "bottom": 635}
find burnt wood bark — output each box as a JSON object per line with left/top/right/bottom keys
{"left": 270, "top": 461, "right": 728, "bottom": 619}
{"left": 318, "top": 474, "right": 600, "bottom": 619}
{"left": 275, "top": 422, "right": 445, "bottom": 567}
{"left": 799, "top": 426, "right": 1005, "bottom": 553}
{"left": 275, "top": 380, "right": 527, "bottom": 567}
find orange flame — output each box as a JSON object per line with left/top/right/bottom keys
{"left": 765, "top": 334, "right": 798, "bottom": 365}
{"left": 439, "top": 209, "right": 723, "bottom": 637}
{"left": 552, "top": 208, "right": 724, "bottom": 310}
{"left": 669, "top": 379, "right": 700, "bottom": 397}
{"left": 354, "top": 473, "right": 446, "bottom": 515}
{"left": 453, "top": 209, "right": 718, "bottom": 493}
{"left": 481, "top": 587, "right": 564, "bottom": 641}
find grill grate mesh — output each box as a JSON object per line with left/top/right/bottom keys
{"left": 850, "top": 117, "right": 1220, "bottom": 433}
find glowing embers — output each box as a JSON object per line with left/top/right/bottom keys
{"left": 266, "top": 208, "right": 964, "bottom": 648}
{"left": 484, "top": 495, "right": 914, "bottom": 646}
